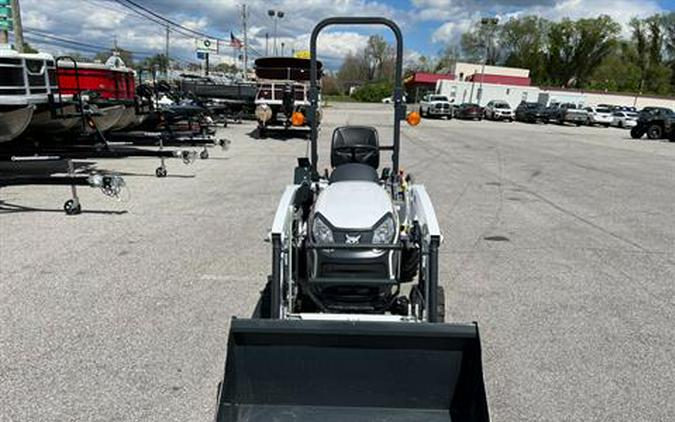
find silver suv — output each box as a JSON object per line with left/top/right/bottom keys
{"left": 484, "top": 100, "right": 514, "bottom": 121}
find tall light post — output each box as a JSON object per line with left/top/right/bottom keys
{"left": 267, "top": 9, "right": 284, "bottom": 56}
{"left": 477, "top": 17, "right": 499, "bottom": 105}
{"left": 265, "top": 32, "right": 269, "bottom": 56}
{"left": 281, "top": 42, "right": 285, "bottom": 56}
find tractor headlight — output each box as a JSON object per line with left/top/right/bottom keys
{"left": 312, "top": 216, "right": 334, "bottom": 244}
{"left": 372, "top": 215, "right": 395, "bottom": 244}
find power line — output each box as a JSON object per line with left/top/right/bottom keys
{"left": 24, "top": 27, "right": 156, "bottom": 55}
{"left": 113, "top": 0, "right": 226, "bottom": 41}
{"left": 99, "top": 0, "right": 200, "bottom": 39}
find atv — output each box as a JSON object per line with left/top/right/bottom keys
{"left": 214, "top": 17, "right": 489, "bottom": 422}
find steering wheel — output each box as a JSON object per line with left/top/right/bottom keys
{"left": 333, "top": 144, "right": 378, "bottom": 164}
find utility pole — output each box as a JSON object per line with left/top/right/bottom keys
{"left": 10, "top": 0, "right": 22, "bottom": 52}
{"left": 165, "top": 25, "right": 170, "bottom": 77}
{"left": 265, "top": 33, "right": 269, "bottom": 56}
{"left": 241, "top": 4, "right": 248, "bottom": 80}
{"left": 281, "top": 42, "right": 285, "bottom": 56}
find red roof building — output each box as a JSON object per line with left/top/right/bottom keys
{"left": 404, "top": 72, "right": 455, "bottom": 102}
{"left": 467, "top": 73, "right": 531, "bottom": 86}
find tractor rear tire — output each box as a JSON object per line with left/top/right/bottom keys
{"left": 400, "top": 247, "right": 420, "bottom": 282}
{"left": 647, "top": 124, "right": 663, "bottom": 140}
{"left": 630, "top": 126, "right": 645, "bottom": 139}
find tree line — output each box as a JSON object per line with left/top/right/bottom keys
{"left": 333, "top": 13, "right": 675, "bottom": 98}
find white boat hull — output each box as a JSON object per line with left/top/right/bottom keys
{"left": 28, "top": 104, "right": 82, "bottom": 134}
{"left": 0, "top": 105, "right": 36, "bottom": 143}
{"left": 108, "top": 106, "right": 138, "bottom": 131}
{"left": 90, "top": 105, "right": 125, "bottom": 132}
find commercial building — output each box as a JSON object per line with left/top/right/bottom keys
{"left": 403, "top": 72, "right": 454, "bottom": 102}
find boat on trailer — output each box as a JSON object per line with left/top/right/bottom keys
{"left": 0, "top": 46, "right": 57, "bottom": 142}
{"left": 56, "top": 54, "right": 142, "bottom": 132}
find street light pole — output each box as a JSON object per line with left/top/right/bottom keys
{"left": 478, "top": 17, "right": 499, "bottom": 106}
{"left": 268, "top": 9, "right": 284, "bottom": 56}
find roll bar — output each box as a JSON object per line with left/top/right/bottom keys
{"left": 309, "top": 17, "right": 404, "bottom": 177}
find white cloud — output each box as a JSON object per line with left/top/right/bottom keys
{"left": 431, "top": 19, "right": 474, "bottom": 44}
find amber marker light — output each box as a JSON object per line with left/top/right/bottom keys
{"left": 406, "top": 111, "right": 421, "bottom": 126}
{"left": 291, "top": 111, "right": 305, "bottom": 127}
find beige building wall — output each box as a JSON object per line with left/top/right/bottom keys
{"left": 452, "top": 62, "right": 530, "bottom": 80}
{"left": 582, "top": 91, "right": 675, "bottom": 109}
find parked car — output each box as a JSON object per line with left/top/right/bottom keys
{"left": 630, "top": 107, "right": 675, "bottom": 139}
{"left": 546, "top": 103, "right": 589, "bottom": 125}
{"left": 610, "top": 111, "right": 638, "bottom": 128}
{"left": 419, "top": 94, "right": 453, "bottom": 119}
{"left": 484, "top": 100, "right": 514, "bottom": 121}
{"left": 585, "top": 106, "right": 613, "bottom": 127}
{"left": 454, "top": 103, "right": 483, "bottom": 120}
{"left": 515, "top": 102, "right": 547, "bottom": 123}
{"left": 381, "top": 95, "right": 407, "bottom": 104}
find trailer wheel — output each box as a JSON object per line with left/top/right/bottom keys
{"left": 155, "top": 167, "right": 167, "bottom": 178}
{"left": 436, "top": 285, "right": 445, "bottom": 323}
{"left": 630, "top": 126, "right": 645, "bottom": 139}
{"left": 63, "top": 199, "right": 81, "bottom": 215}
{"left": 647, "top": 124, "right": 663, "bottom": 140}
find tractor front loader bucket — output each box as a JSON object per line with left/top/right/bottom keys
{"left": 215, "top": 318, "right": 489, "bottom": 422}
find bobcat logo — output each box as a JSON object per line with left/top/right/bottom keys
{"left": 345, "top": 234, "right": 361, "bottom": 245}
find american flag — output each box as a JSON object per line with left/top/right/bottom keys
{"left": 230, "top": 32, "right": 243, "bottom": 49}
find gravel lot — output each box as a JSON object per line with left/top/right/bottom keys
{"left": 1, "top": 102, "right": 674, "bottom": 421}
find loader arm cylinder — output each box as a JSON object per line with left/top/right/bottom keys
{"left": 309, "top": 17, "right": 404, "bottom": 177}
{"left": 270, "top": 234, "right": 282, "bottom": 319}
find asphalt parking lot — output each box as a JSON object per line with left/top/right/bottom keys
{"left": 1, "top": 102, "right": 674, "bottom": 421}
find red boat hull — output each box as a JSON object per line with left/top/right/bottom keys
{"left": 57, "top": 66, "right": 136, "bottom": 101}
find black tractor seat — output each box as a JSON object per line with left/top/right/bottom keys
{"left": 331, "top": 126, "right": 380, "bottom": 169}
{"left": 329, "top": 163, "right": 379, "bottom": 183}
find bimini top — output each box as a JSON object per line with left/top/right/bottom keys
{"left": 254, "top": 57, "right": 323, "bottom": 81}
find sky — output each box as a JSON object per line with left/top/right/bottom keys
{"left": 17, "top": 0, "right": 675, "bottom": 69}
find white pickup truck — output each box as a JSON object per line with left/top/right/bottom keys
{"left": 419, "top": 94, "right": 453, "bottom": 119}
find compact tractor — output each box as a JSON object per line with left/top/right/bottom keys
{"left": 214, "top": 17, "right": 489, "bottom": 422}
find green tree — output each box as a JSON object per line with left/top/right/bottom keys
{"left": 664, "top": 12, "right": 675, "bottom": 88}
{"left": 337, "top": 51, "right": 368, "bottom": 83}
{"left": 460, "top": 21, "right": 501, "bottom": 65}
{"left": 546, "top": 16, "right": 620, "bottom": 87}
{"left": 22, "top": 42, "right": 39, "bottom": 54}
{"left": 500, "top": 16, "right": 548, "bottom": 84}
{"left": 351, "top": 80, "right": 393, "bottom": 102}
{"left": 137, "top": 54, "right": 169, "bottom": 73}
{"left": 213, "top": 62, "right": 238, "bottom": 73}
{"left": 434, "top": 45, "right": 459, "bottom": 73}
{"left": 364, "top": 35, "right": 394, "bottom": 80}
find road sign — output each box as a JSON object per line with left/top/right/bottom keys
{"left": 0, "top": 0, "right": 12, "bottom": 31}
{"left": 195, "top": 38, "right": 218, "bottom": 53}
{"left": 294, "top": 50, "right": 310, "bottom": 59}
{"left": 196, "top": 51, "right": 208, "bottom": 60}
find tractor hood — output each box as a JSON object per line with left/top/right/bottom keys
{"left": 314, "top": 181, "right": 394, "bottom": 230}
